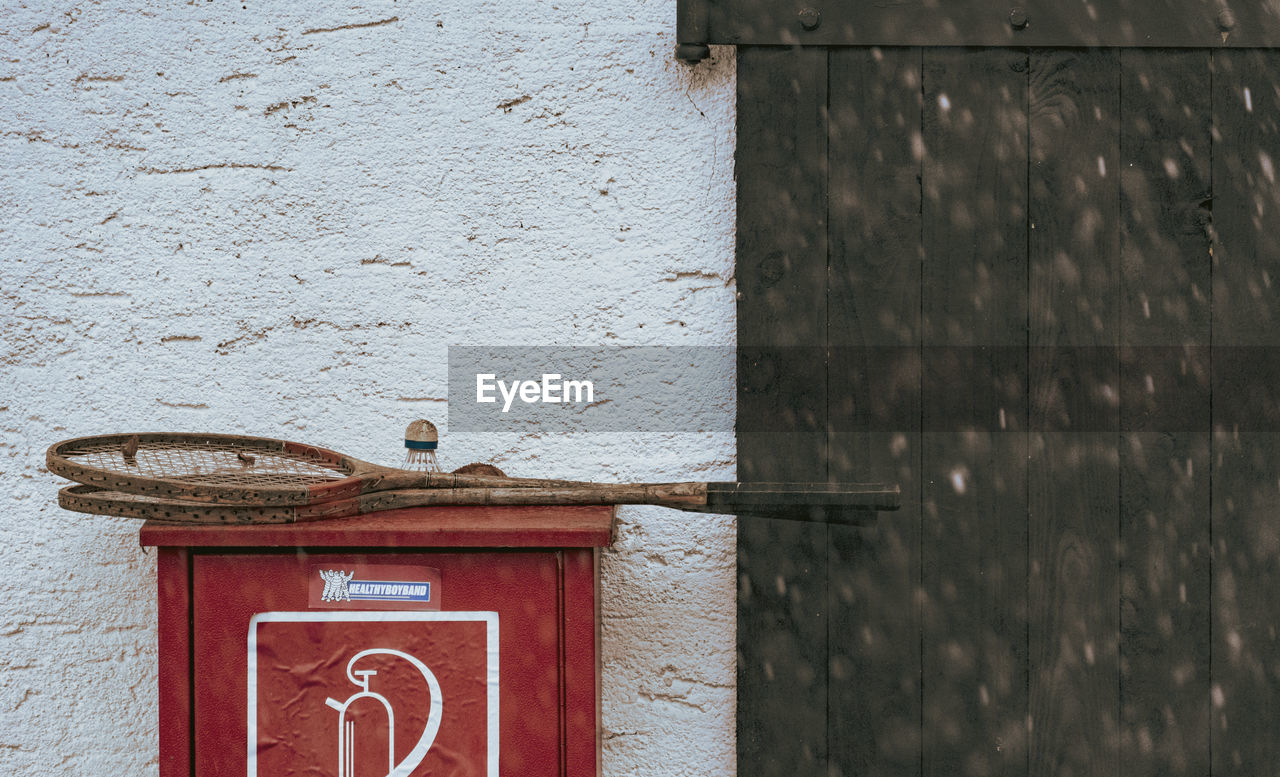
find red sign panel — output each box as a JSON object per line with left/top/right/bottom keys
{"left": 192, "top": 551, "right": 569, "bottom": 777}
{"left": 248, "top": 612, "right": 497, "bottom": 777}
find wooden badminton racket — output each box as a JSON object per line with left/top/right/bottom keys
{"left": 47, "top": 432, "right": 611, "bottom": 506}
{"left": 57, "top": 481, "right": 899, "bottom": 525}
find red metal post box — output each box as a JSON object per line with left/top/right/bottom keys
{"left": 141, "top": 505, "right": 613, "bottom": 777}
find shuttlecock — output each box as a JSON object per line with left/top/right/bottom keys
{"left": 404, "top": 419, "right": 442, "bottom": 472}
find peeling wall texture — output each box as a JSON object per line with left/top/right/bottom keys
{"left": 0, "top": 1, "right": 736, "bottom": 774}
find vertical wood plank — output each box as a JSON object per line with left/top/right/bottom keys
{"left": 736, "top": 44, "right": 830, "bottom": 777}
{"left": 1117, "top": 49, "right": 1212, "bottom": 777}
{"left": 1211, "top": 48, "right": 1280, "bottom": 777}
{"left": 1028, "top": 49, "right": 1122, "bottom": 777}
{"left": 735, "top": 43, "right": 828, "bottom": 475}
{"left": 827, "top": 45, "right": 923, "bottom": 777}
{"left": 920, "top": 47, "right": 1030, "bottom": 777}
{"left": 1119, "top": 50, "right": 1213, "bottom": 347}
{"left": 562, "top": 548, "right": 600, "bottom": 777}
{"left": 157, "top": 547, "right": 191, "bottom": 777}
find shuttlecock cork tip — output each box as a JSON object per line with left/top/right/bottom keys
{"left": 404, "top": 419, "right": 438, "bottom": 447}
{"left": 404, "top": 419, "right": 442, "bottom": 472}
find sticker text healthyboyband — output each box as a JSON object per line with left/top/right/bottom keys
{"left": 345, "top": 580, "right": 431, "bottom": 603}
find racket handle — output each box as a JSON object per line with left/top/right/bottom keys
{"left": 703, "top": 481, "right": 900, "bottom": 511}
{"left": 350, "top": 484, "right": 708, "bottom": 513}
{"left": 339, "top": 482, "right": 899, "bottom": 525}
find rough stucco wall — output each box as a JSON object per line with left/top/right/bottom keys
{"left": 0, "top": 2, "right": 736, "bottom": 774}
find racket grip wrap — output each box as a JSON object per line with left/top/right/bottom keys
{"left": 704, "top": 482, "right": 901, "bottom": 511}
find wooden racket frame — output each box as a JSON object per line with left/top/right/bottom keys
{"left": 46, "top": 432, "right": 602, "bottom": 506}
{"left": 57, "top": 483, "right": 701, "bottom": 524}
{"left": 48, "top": 432, "right": 901, "bottom": 522}
{"left": 58, "top": 479, "right": 899, "bottom": 526}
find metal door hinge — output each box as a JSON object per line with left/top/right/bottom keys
{"left": 676, "top": 0, "right": 711, "bottom": 63}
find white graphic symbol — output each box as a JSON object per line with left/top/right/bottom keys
{"left": 320, "top": 569, "right": 354, "bottom": 602}
{"left": 324, "top": 649, "right": 443, "bottom": 777}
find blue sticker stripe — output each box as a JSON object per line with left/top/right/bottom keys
{"left": 347, "top": 580, "right": 432, "bottom": 602}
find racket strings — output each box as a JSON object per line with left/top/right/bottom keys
{"left": 63, "top": 439, "right": 348, "bottom": 487}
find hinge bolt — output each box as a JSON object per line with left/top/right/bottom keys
{"left": 1217, "top": 7, "right": 1237, "bottom": 31}
{"left": 798, "top": 8, "right": 821, "bottom": 31}
{"left": 676, "top": 43, "right": 711, "bottom": 63}
{"left": 1009, "top": 7, "right": 1029, "bottom": 30}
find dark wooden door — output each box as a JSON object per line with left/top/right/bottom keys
{"left": 737, "top": 46, "right": 1280, "bottom": 777}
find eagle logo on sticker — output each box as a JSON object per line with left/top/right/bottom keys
{"left": 320, "top": 569, "right": 354, "bottom": 602}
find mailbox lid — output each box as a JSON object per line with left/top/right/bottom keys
{"left": 140, "top": 504, "right": 615, "bottom": 548}
{"left": 191, "top": 549, "right": 578, "bottom": 777}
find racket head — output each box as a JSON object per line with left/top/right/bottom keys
{"left": 57, "top": 485, "right": 309, "bottom": 524}
{"left": 47, "top": 433, "right": 368, "bottom": 506}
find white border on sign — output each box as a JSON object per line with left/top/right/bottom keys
{"left": 247, "top": 611, "right": 500, "bottom": 777}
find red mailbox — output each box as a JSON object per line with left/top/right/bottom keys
{"left": 141, "top": 505, "right": 613, "bottom": 777}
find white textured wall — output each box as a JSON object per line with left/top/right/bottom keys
{"left": 0, "top": 1, "right": 736, "bottom": 773}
